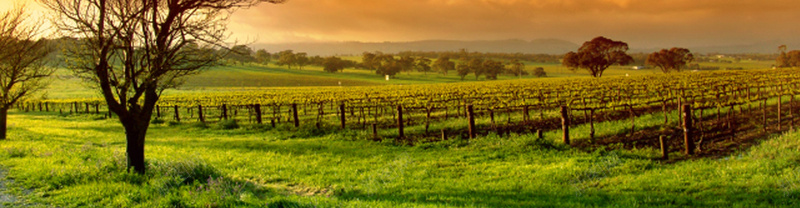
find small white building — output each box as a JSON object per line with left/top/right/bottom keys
{"left": 632, "top": 66, "right": 648, "bottom": 70}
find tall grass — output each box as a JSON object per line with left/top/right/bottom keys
{"left": 0, "top": 111, "right": 797, "bottom": 207}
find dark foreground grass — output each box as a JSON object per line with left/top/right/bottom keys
{"left": 0, "top": 111, "right": 798, "bottom": 207}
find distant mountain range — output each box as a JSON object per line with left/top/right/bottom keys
{"left": 253, "top": 39, "right": 579, "bottom": 56}
{"left": 253, "top": 39, "right": 795, "bottom": 56}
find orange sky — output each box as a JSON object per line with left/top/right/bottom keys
{"left": 229, "top": 0, "right": 800, "bottom": 48}
{"left": 3, "top": 0, "right": 800, "bottom": 48}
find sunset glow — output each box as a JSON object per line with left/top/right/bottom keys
{"left": 230, "top": 0, "right": 800, "bottom": 48}
{"left": 3, "top": 0, "right": 800, "bottom": 48}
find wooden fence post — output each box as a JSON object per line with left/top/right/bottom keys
{"left": 340, "top": 103, "right": 346, "bottom": 129}
{"left": 677, "top": 97, "right": 682, "bottom": 127}
{"left": 662, "top": 100, "right": 669, "bottom": 127}
{"left": 174, "top": 105, "right": 180, "bottom": 122}
{"left": 660, "top": 135, "right": 668, "bottom": 160}
{"left": 397, "top": 105, "right": 404, "bottom": 139}
{"left": 629, "top": 105, "right": 636, "bottom": 136}
{"left": 589, "top": 109, "right": 596, "bottom": 140}
{"left": 221, "top": 104, "right": 228, "bottom": 120}
{"left": 292, "top": 103, "right": 299, "bottom": 127}
{"left": 763, "top": 98, "right": 768, "bottom": 132}
{"left": 254, "top": 104, "right": 262, "bottom": 124}
{"left": 778, "top": 89, "right": 782, "bottom": 131}
{"left": 425, "top": 108, "right": 431, "bottom": 133}
{"left": 561, "top": 106, "right": 570, "bottom": 145}
{"left": 683, "top": 104, "right": 694, "bottom": 155}
{"left": 198, "top": 105, "right": 205, "bottom": 123}
{"left": 523, "top": 106, "right": 529, "bottom": 122}
{"left": 467, "top": 105, "right": 475, "bottom": 139}
{"left": 789, "top": 93, "right": 794, "bottom": 131}
{"left": 371, "top": 123, "right": 378, "bottom": 139}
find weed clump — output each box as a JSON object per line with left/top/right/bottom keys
{"left": 216, "top": 119, "right": 239, "bottom": 130}
{"left": 149, "top": 159, "right": 220, "bottom": 185}
{"left": 150, "top": 118, "right": 165, "bottom": 124}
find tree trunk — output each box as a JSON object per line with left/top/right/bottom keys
{"left": 123, "top": 119, "right": 148, "bottom": 174}
{"left": 0, "top": 108, "right": 7, "bottom": 140}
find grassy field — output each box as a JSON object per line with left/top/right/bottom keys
{"left": 0, "top": 110, "right": 798, "bottom": 207}
{"left": 3, "top": 59, "right": 793, "bottom": 207}
{"left": 41, "top": 61, "right": 673, "bottom": 99}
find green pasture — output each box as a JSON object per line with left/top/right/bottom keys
{"left": 40, "top": 61, "right": 700, "bottom": 99}
{"left": 0, "top": 109, "right": 797, "bottom": 207}
{"left": 3, "top": 58, "right": 789, "bottom": 207}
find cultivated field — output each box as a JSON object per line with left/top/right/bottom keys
{"left": 1, "top": 62, "right": 797, "bottom": 207}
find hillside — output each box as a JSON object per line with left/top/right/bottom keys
{"left": 254, "top": 39, "right": 800, "bottom": 56}
{"left": 253, "top": 39, "right": 580, "bottom": 56}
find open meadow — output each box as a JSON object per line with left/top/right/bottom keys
{"left": 2, "top": 0, "right": 798, "bottom": 207}
{"left": 1, "top": 110, "right": 799, "bottom": 207}
{"left": 2, "top": 62, "right": 798, "bottom": 207}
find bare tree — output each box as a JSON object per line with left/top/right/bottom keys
{"left": 0, "top": 5, "right": 54, "bottom": 140}
{"left": 40, "top": 0, "right": 285, "bottom": 174}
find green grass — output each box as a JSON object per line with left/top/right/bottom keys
{"left": 0, "top": 111, "right": 798, "bottom": 207}
{"left": 41, "top": 62, "right": 679, "bottom": 99}
{"left": 11, "top": 59, "right": 790, "bottom": 207}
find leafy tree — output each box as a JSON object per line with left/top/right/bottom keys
{"left": 397, "top": 55, "right": 415, "bottom": 74}
{"left": 295, "top": 52, "right": 309, "bottom": 70}
{"left": 456, "top": 62, "right": 470, "bottom": 81}
{"left": 777, "top": 45, "right": 789, "bottom": 68}
{"left": 506, "top": 59, "right": 526, "bottom": 77}
{"left": 0, "top": 6, "right": 54, "bottom": 139}
{"left": 415, "top": 57, "right": 432, "bottom": 75}
{"left": 254, "top": 49, "right": 271, "bottom": 65}
{"left": 277, "top": 50, "right": 296, "bottom": 69}
{"left": 323, "top": 56, "right": 344, "bottom": 73}
{"left": 41, "top": 0, "right": 285, "bottom": 174}
{"left": 788, "top": 50, "right": 800, "bottom": 67}
{"left": 433, "top": 56, "right": 454, "bottom": 75}
{"left": 563, "top": 36, "right": 634, "bottom": 77}
{"left": 533, "top": 67, "right": 546, "bottom": 77}
{"left": 227, "top": 45, "right": 255, "bottom": 65}
{"left": 467, "top": 58, "right": 484, "bottom": 80}
{"left": 361, "top": 51, "right": 381, "bottom": 70}
{"left": 646, "top": 47, "right": 694, "bottom": 73}
{"left": 482, "top": 60, "right": 504, "bottom": 80}
{"left": 308, "top": 55, "right": 323, "bottom": 66}
{"left": 376, "top": 57, "right": 401, "bottom": 77}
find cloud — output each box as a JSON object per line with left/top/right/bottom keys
{"left": 231, "top": 0, "right": 800, "bottom": 47}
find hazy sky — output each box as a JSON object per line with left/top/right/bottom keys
{"left": 229, "top": 0, "right": 800, "bottom": 48}
{"left": 4, "top": 0, "right": 800, "bottom": 48}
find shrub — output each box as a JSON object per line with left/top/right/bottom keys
{"left": 216, "top": 119, "right": 239, "bottom": 130}
{"left": 151, "top": 118, "right": 165, "bottom": 124}
{"left": 533, "top": 67, "right": 547, "bottom": 77}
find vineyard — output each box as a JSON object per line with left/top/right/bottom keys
{"left": 26, "top": 68, "right": 800, "bottom": 156}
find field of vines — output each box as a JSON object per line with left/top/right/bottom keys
{"left": 27, "top": 68, "right": 800, "bottom": 155}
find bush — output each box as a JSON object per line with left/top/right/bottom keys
{"left": 190, "top": 122, "right": 208, "bottom": 129}
{"left": 533, "top": 67, "right": 547, "bottom": 77}
{"left": 151, "top": 118, "right": 165, "bottom": 124}
{"left": 216, "top": 119, "right": 239, "bottom": 130}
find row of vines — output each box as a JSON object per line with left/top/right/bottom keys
{"left": 21, "top": 69, "right": 800, "bottom": 153}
